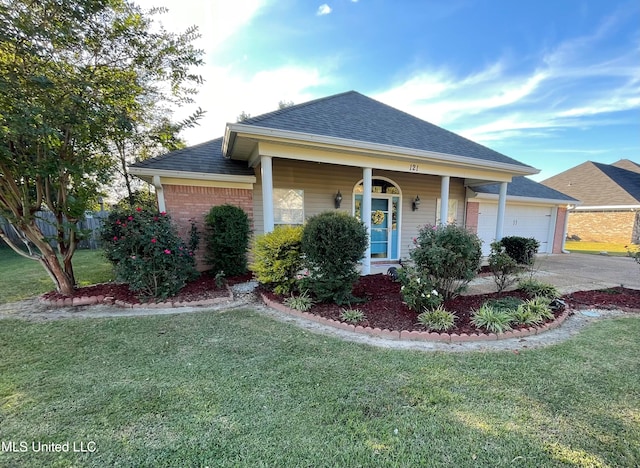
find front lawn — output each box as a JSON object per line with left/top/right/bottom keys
{"left": 1, "top": 310, "right": 638, "bottom": 467}
{"left": 0, "top": 248, "right": 113, "bottom": 304}
{"left": 565, "top": 241, "right": 633, "bottom": 256}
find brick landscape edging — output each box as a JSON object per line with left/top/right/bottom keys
{"left": 39, "top": 286, "right": 234, "bottom": 309}
{"left": 260, "top": 292, "right": 570, "bottom": 343}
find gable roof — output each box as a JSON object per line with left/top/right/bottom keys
{"left": 129, "top": 138, "right": 255, "bottom": 180}
{"left": 541, "top": 160, "right": 640, "bottom": 207}
{"left": 226, "top": 91, "right": 536, "bottom": 173}
{"left": 471, "top": 176, "right": 578, "bottom": 204}
{"left": 612, "top": 159, "right": 640, "bottom": 174}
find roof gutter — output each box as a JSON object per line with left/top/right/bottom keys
{"left": 469, "top": 191, "right": 579, "bottom": 206}
{"left": 129, "top": 167, "right": 256, "bottom": 184}
{"left": 224, "top": 123, "right": 540, "bottom": 177}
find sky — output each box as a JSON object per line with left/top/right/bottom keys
{"left": 134, "top": 0, "right": 640, "bottom": 181}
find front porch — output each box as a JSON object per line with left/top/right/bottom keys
{"left": 254, "top": 157, "right": 510, "bottom": 274}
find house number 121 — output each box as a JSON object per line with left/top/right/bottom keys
{"left": 409, "top": 164, "right": 419, "bottom": 172}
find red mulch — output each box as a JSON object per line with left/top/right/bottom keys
{"left": 262, "top": 274, "right": 640, "bottom": 334}
{"left": 42, "top": 272, "right": 639, "bottom": 333}
{"left": 41, "top": 272, "right": 253, "bottom": 304}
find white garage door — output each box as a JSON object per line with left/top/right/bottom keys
{"left": 477, "top": 203, "right": 554, "bottom": 256}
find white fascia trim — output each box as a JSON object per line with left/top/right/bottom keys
{"left": 573, "top": 205, "right": 640, "bottom": 211}
{"left": 225, "top": 123, "right": 540, "bottom": 176}
{"left": 129, "top": 167, "right": 256, "bottom": 184}
{"left": 470, "top": 191, "right": 574, "bottom": 206}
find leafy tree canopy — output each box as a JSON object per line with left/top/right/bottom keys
{"left": 0, "top": 0, "right": 204, "bottom": 294}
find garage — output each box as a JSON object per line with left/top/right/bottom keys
{"left": 476, "top": 203, "right": 556, "bottom": 256}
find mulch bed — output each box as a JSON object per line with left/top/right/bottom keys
{"left": 42, "top": 272, "right": 639, "bottom": 334}
{"left": 262, "top": 274, "right": 640, "bottom": 334}
{"left": 41, "top": 272, "right": 254, "bottom": 305}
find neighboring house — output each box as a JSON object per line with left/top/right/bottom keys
{"left": 542, "top": 159, "right": 640, "bottom": 245}
{"left": 130, "top": 91, "right": 575, "bottom": 271}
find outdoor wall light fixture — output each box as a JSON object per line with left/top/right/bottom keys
{"left": 334, "top": 190, "right": 343, "bottom": 209}
{"left": 412, "top": 195, "right": 421, "bottom": 211}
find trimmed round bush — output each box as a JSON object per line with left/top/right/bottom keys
{"left": 500, "top": 236, "right": 540, "bottom": 265}
{"left": 251, "top": 225, "right": 304, "bottom": 295}
{"left": 301, "top": 211, "right": 368, "bottom": 305}
{"left": 410, "top": 224, "right": 482, "bottom": 300}
{"left": 100, "top": 207, "right": 197, "bottom": 300}
{"left": 204, "top": 204, "right": 251, "bottom": 277}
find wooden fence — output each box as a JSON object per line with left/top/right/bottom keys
{"left": 0, "top": 211, "right": 107, "bottom": 250}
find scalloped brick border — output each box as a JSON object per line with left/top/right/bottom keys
{"left": 39, "top": 286, "right": 234, "bottom": 309}
{"left": 260, "top": 292, "right": 570, "bottom": 343}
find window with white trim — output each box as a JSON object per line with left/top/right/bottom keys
{"left": 274, "top": 189, "right": 304, "bottom": 225}
{"left": 436, "top": 198, "right": 458, "bottom": 225}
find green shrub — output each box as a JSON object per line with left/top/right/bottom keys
{"left": 409, "top": 224, "right": 482, "bottom": 300}
{"left": 485, "top": 296, "right": 524, "bottom": 313}
{"left": 500, "top": 236, "right": 540, "bottom": 265}
{"left": 100, "top": 207, "right": 197, "bottom": 300}
{"left": 340, "top": 308, "right": 366, "bottom": 324}
{"left": 283, "top": 291, "right": 314, "bottom": 311}
{"left": 417, "top": 305, "right": 456, "bottom": 331}
{"left": 516, "top": 297, "right": 554, "bottom": 323}
{"left": 471, "top": 304, "right": 513, "bottom": 334}
{"left": 204, "top": 204, "right": 251, "bottom": 277}
{"left": 489, "top": 241, "right": 520, "bottom": 292}
{"left": 251, "top": 225, "right": 304, "bottom": 295}
{"left": 397, "top": 265, "right": 442, "bottom": 312}
{"left": 518, "top": 279, "right": 560, "bottom": 299}
{"left": 301, "top": 211, "right": 368, "bottom": 305}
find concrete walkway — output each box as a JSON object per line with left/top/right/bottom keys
{"left": 466, "top": 252, "right": 640, "bottom": 295}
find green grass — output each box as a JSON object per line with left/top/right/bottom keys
{"left": 1, "top": 310, "right": 638, "bottom": 467}
{"left": 0, "top": 248, "right": 113, "bottom": 303}
{"left": 565, "top": 241, "right": 633, "bottom": 256}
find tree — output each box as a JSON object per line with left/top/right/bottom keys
{"left": 278, "top": 100, "right": 294, "bottom": 109}
{"left": 236, "top": 111, "right": 252, "bottom": 122}
{"left": 0, "top": 0, "right": 204, "bottom": 294}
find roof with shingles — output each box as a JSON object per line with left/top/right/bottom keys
{"left": 612, "top": 159, "right": 640, "bottom": 174}
{"left": 130, "top": 138, "right": 254, "bottom": 177}
{"left": 541, "top": 160, "right": 640, "bottom": 206}
{"left": 236, "top": 91, "right": 535, "bottom": 169}
{"left": 471, "top": 176, "right": 578, "bottom": 202}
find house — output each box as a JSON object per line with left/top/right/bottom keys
{"left": 542, "top": 160, "right": 640, "bottom": 244}
{"left": 129, "top": 91, "right": 576, "bottom": 271}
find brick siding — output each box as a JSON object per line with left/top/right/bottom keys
{"left": 567, "top": 210, "right": 639, "bottom": 244}
{"left": 552, "top": 207, "right": 567, "bottom": 253}
{"left": 163, "top": 185, "right": 254, "bottom": 270}
{"left": 465, "top": 201, "right": 479, "bottom": 233}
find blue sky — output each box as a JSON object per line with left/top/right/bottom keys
{"left": 136, "top": 0, "right": 639, "bottom": 180}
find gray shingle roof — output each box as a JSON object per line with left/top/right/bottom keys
{"left": 472, "top": 176, "right": 578, "bottom": 202}
{"left": 131, "top": 138, "right": 254, "bottom": 177}
{"left": 542, "top": 161, "right": 640, "bottom": 206}
{"left": 238, "top": 91, "right": 534, "bottom": 169}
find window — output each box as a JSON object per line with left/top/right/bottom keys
{"left": 274, "top": 189, "right": 304, "bottom": 225}
{"left": 436, "top": 198, "right": 458, "bottom": 224}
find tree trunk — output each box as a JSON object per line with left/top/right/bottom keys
{"left": 13, "top": 221, "right": 77, "bottom": 296}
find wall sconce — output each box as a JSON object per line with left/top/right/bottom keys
{"left": 412, "top": 195, "right": 421, "bottom": 211}
{"left": 334, "top": 190, "right": 343, "bottom": 209}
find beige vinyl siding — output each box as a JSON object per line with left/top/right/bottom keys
{"left": 253, "top": 159, "right": 466, "bottom": 259}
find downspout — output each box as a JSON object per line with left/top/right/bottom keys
{"left": 153, "top": 175, "right": 166, "bottom": 213}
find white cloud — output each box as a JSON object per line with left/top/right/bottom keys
{"left": 134, "top": 0, "right": 267, "bottom": 52}
{"left": 177, "top": 64, "right": 327, "bottom": 144}
{"left": 317, "top": 4, "right": 332, "bottom": 16}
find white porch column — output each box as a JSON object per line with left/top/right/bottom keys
{"left": 495, "top": 181, "right": 508, "bottom": 240}
{"left": 362, "top": 167, "right": 372, "bottom": 275}
{"left": 261, "top": 155, "right": 275, "bottom": 233}
{"left": 440, "top": 176, "right": 450, "bottom": 225}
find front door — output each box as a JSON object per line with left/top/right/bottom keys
{"left": 355, "top": 195, "right": 399, "bottom": 260}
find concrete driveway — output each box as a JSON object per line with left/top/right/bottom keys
{"left": 468, "top": 253, "right": 640, "bottom": 295}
